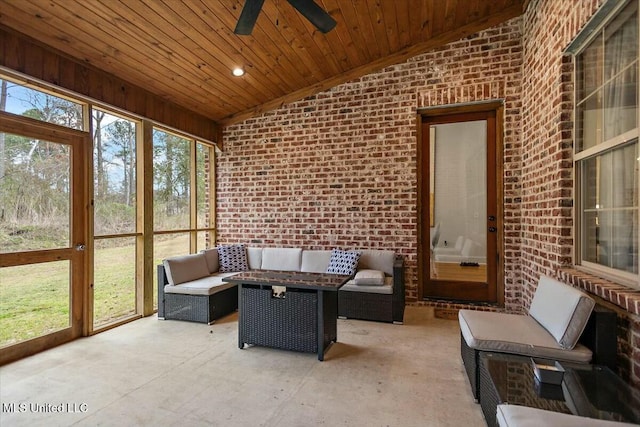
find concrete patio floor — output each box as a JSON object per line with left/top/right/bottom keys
{"left": 0, "top": 306, "right": 484, "bottom": 426}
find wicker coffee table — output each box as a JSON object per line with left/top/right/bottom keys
{"left": 223, "top": 270, "right": 350, "bottom": 361}
{"left": 479, "top": 352, "right": 640, "bottom": 427}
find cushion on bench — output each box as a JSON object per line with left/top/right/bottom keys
{"left": 529, "top": 275, "right": 595, "bottom": 349}
{"left": 358, "top": 250, "right": 395, "bottom": 276}
{"left": 247, "top": 247, "right": 263, "bottom": 270}
{"left": 164, "top": 273, "right": 238, "bottom": 296}
{"left": 301, "top": 250, "right": 332, "bottom": 273}
{"left": 261, "top": 247, "right": 302, "bottom": 271}
{"left": 217, "top": 244, "right": 249, "bottom": 272}
{"left": 353, "top": 269, "right": 385, "bottom": 285}
{"left": 163, "top": 253, "right": 210, "bottom": 285}
{"left": 340, "top": 277, "right": 393, "bottom": 294}
{"left": 496, "top": 404, "right": 637, "bottom": 427}
{"left": 458, "top": 310, "right": 592, "bottom": 363}
{"left": 201, "top": 248, "right": 219, "bottom": 274}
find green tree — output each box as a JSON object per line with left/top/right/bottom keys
{"left": 153, "top": 130, "right": 190, "bottom": 228}
{"left": 106, "top": 120, "right": 136, "bottom": 206}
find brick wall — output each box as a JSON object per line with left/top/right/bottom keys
{"left": 219, "top": 18, "right": 523, "bottom": 309}
{"left": 521, "top": 0, "right": 640, "bottom": 388}
{"left": 219, "top": 0, "right": 640, "bottom": 388}
{"left": 519, "top": 0, "right": 602, "bottom": 302}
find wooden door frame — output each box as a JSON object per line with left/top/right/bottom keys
{"left": 0, "top": 111, "right": 90, "bottom": 364}
{"left": 416, "top": 101, "right": 504, "bottom": 306}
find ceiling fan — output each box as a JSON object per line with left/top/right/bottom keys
{"left": 234, "top": 0, "right": 337, "bottom": 35}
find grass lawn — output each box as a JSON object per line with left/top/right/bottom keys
{"left": 0, "top": 234, "right": 191, "bottom": 347}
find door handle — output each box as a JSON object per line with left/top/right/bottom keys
{"left": 75, "top": 244, "right": 86, "bottom": 251}
{"left": 488, "top": 227, "right": 497, "bottom": 233}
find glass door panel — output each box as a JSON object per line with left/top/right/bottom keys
{"left": 1, "top": 133, "right": 71, "bottom": 253}
{"left": 93, "top": 237, "right": 137, "bottom": 328}
{"left": 91, "top": 110, "right": 139, "bottom": 329}
{"left": 430, "top": 121, "right": 488, "bottom": 283}
{"left": 0, "top": 261, "right": 70, "bottom": 347}
{"left": 0, "top": 124, "right": 87, "bottom": 362}
{"left": 421, "top": 109, "right": 498, "bottom": 303}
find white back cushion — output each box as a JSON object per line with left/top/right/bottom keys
{"left": 529, "top": 275, "right": 595, "bottom": 349}
{"left": 163, "top": 253, "right": 210, "bottom": 285}
{"left": 261, "top": 248, "right": 302, "bottom": 271}
{"left": 301, "top": 250, "right": 332, "bottom": 273}
{"left": 201, "top": 248, "right": 219, "bottom": 274}
{"left": 358, "top": 250, "right": 395, "bottom": 276}
{"left": 247, "top": 247, "right": 263, "bottom": 270}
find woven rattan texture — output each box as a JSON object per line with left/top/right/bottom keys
{"left": 460, "top": 333, "right": 479, "bottom": 400}
{"left": 165, "top": 293, "right": 212, "bottom": 323}
{"left": 163, "top": 286, "right": 237, "bottom": 324}
{"left": 479, "top": 354, "right": 501, "bottom": 427}
{"left": 240, "top": 287, "right": 318, "bottom": 353}
{"left": 338, "top": 291, "right": 393, "bottom": 323}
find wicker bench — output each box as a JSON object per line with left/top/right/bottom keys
{"left": 337, "top": 255, "right": 405, "bottom": 324}
{"left": 158, "top": 246, "right": 405, "bottom": 325}
{"left": 157, "top": 253, "right": 239, "bottom": 324}
{"left": 459, "top": 275, "right": 617, "bottom": 402}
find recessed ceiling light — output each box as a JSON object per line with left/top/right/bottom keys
{"left": 232, "top": 67, "right": 245, "bottom": 77}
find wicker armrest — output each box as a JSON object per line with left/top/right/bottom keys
{"left": 157, "top": 264, "right": 169, "bottom": 318}
{"left": 392, "top": 255, "right": 405, "bottom": 323}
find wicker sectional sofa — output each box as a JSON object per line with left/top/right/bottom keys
{"left": 458, "top": 275, "right": 617, "bottom": 402}
{"left": 157, "top": 246, "right": 405, "bottom": 324}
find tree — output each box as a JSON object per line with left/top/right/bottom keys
{"left": 0, "top": 81, "right": 80, "bottom": 247}
{"left": 106, "top": 120, "right": 136, "bottom": 206}
{"left": 93, "top": 110, "right": 108, "bottom": 199}
{"left": 153, "top": 130, "right": 190, "bottom": 226}
{"left": 0, "top": 80, "right": 7, "bottom": 185}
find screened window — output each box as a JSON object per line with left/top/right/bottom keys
{"left": 0, "top": 77, "right": 85, "bottom": 130}
{"left": 92, "top": 109, "right": 139, "bottom": 328}
{"left": 152, "top": 128, "right": 216, "bottom": 300}
{"left": 574, "top": 0, "right": 639, "bottom": 286}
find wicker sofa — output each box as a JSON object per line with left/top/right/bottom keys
{"left": 158, "top": 246, "right": 405, "bottom": 324}
{"left": 459, "top": 275, "right": 617, "bottom": 402}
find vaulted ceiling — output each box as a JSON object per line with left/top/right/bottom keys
{"left": 0, "top": 0, "right": 525, "bottom": 125}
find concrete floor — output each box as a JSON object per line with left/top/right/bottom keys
{"left": 0, "top": 306, "right": 485, "bottom": 427}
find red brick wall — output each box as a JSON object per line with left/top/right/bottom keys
{"left": 521, "top": 0, "right": 640, "bottom": 388}
{"left": 219, "top": 0, "right": 640, "bottom": 388}
{"left": 520, "top": 0, "right": 602, "bottom": 302}
{"left": 219, "top": 18, "right": 523, "bottom": 308}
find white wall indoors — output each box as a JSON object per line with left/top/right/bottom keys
{"left": 433, "top": 120, "right": 487, "bottom": 260}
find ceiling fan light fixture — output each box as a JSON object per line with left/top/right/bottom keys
{"left": 232, "top": 67, "right": 245, "bottom": 77}
{"left": 234, "top": 0, "right": 336, "bottom": 35}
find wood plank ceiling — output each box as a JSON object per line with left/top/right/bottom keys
{"left": 0, "top": 0, "right": 525, "bottom": 125}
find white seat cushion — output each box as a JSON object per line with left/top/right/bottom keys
{"left": 529, "top": 276, "right": 595, "bottom": 349}
{"left": 496, "top": 404, "right": 637, "bottom": 427}
{"left": 458, "top": 310, "right": 592, "bottom": 363}
{"left": 339, "top": 277, "right": 393, "bottom": 295}
{"left": 164, "top": 273, "right": 238, "bottom": 296}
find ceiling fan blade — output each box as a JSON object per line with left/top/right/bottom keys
{"left": 286, "top": 0, "right": 337, "bottom": 33}
{"left": 234, "top": 0, "right": 266, "bottom": 35}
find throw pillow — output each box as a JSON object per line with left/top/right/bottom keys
{"left": 353, "top": 269, "right": 385, "bottom": 286}
{"left": 217, "top": 244, "right": 249, "bottom": 272}
{"left": 326, "top": 249, "right": 361, "bottom": 275}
